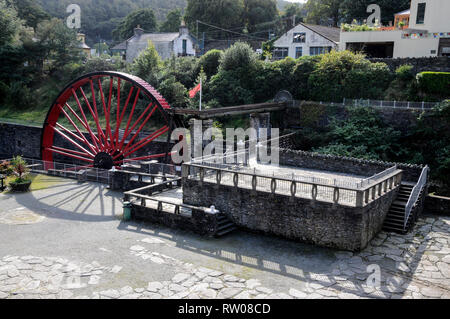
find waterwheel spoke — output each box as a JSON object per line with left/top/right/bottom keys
{"left": 119, "top": 103, "right": 157, "bottom": 155}
{"left": 48, "top": 125, "right": 95, "bottom": 158}
{"left": 121, "top": 125, "right": 169, "bottom": 158}
{"left": 115, "top": 152, "right": 170, "bottom": 164}
{"left": 119, "top": 126, "right": 170, "bottom": 160}
{"left": 119, "top": 88, "right": 141, "bottom": 149}
{"left": 113, "top": 86, "right": 134, "bottom": 151}
{"left": 45, "top": 147, "right": 93, "bottom": 163}
{"left": 97, "top": 77, "right": 111, "bottom": 150}
{"left": 81, "top": 83, "right": 105, "bottom": 151}
{"left": 50, "top": 146, "right": 95, "bottom": 159}
{"left": 106, "top": 77, "right": 114, "bottom": 151}
{"left": 71, "top": 88, "right": 100, "bottom": 152}
{"left": 59, "top": 107, "right": 97, "bottom": 154}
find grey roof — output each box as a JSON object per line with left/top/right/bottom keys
{"left": 301, "top": 23, "right": 340, "bottom": 43}
{"left": 131, "top": 32, "right": 180, "bottom": 43}
{"left": 111, "top": 41, "right": 127, "bottom": 50}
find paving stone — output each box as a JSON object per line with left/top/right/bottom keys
{"left": 169, "top": 283, "right": 186, "bottom": 293}
{"left": 58, "top": 290, "right": 73, "bottom": 299}
{"left": 255, "top": 286, "right": 273, "bottom": 294}
{"left": 234, "top": 291, "right": 252, "bottom": 299}
{"left": 289, "top": 288, "right": 307, "bottom": 299}
{"left": 147, "top": 282, "right": 164, "bottom": 292}
{"left": 130, "top": 245, "right": 146, "bottom": 252}
{"left": 437, "top": 262, "right": 450, "bottom": 278}
{"left": 223, "top": 275, "right": 240, "bottom": 282}
{"left": 99, "top": 289, "right": 120, "bottom": 299}
{"left": 120, "top": 286, "right": 134, "bottom": 295}
{"left": 110, "top": 266, "right": 122, "bottom": 274}
{"left": 226, "top": 282, "right": 246, "bottom": 288}
{"left": 0, "top": 291, "right": 8, "bottom": 299}
{"left": 246, "top": 279, "right": 261, "bottom": 289}
{"left": 210, "top": 283, "right": 224, "bottom": 290}
{"left": 217, "top": 288, "right": 242, "bottom": 299}
{"left": 421, "top": 287, "right": 443, "bottom": 298}
{"left": 172, "top": 273, "right": 190, "bottom": 284}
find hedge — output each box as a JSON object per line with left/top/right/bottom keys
{"left": 416, "top": 72, "right": 450, "bottom": 95}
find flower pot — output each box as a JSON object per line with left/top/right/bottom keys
{"left": 9, "top": 180, "right": 32, "bottom": 192}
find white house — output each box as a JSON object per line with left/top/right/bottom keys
{"left": 120, "top": 22, "right": 196, "bottom": 63}
{"left": 339, "top": 0, "right": 450, "bottom": 58}
{"left": 272, "top": 23, "right": 340, "bottom": 60}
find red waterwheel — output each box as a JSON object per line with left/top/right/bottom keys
{"left": 41, "top": 71, "right": 176, "bottom": 170}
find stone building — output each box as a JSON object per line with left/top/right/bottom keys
{"left": 272, "top": 23, "right": 340, "bottom": 60}
{"left": 340, "top": 0, "right": 450, "bottom": 58}
{"left": 120, "top": 22, "right": 196, "bottom": 63}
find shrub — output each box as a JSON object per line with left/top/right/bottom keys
{"left": 198, "top": 49, "right": 223, "bottom": 78}
{"left": 416, "top": 72, "right": 450, "bottom": 96}
{"left": 292, "top": 56, "right": 320, "bottom": 99}
{"left": 219, "top": 42, "right": 259, "bottom": 72}
{"left": 396, "top": 64, "right": 415, "bottom": 81}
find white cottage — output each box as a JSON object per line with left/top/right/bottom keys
{"left": 272, "top": 23, "right": 340, "bottom": 60}
{"left": 123, "top": 22, "right": 196, "bottom": 63}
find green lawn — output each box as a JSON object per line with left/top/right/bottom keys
{"left": 2, "top": 174, "right": 67, "bottom": 193}
{"left": 0, "top": 105, "right": 46, "bottom": 126}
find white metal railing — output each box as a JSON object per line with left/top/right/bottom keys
{"left": 343, "top": 98, "right": 439, "bottom": 110}
{"left": 360, "top": 165, "right": 397, "bottom": 187}
{"left": 183, "top": 162, "right": 403, "bottom": 207}
{"left": 404, "top": 166, "right": 429, "bottom": 230}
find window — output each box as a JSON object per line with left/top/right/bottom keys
{"left": 416, "top": 3, "right": 426, "bottom": 24}
{"left": 273, "top": 47, "right": 289, "bottom": 60}
{"left": 293, "top": 33, "right": 306, "bottom": 43}
{"left": 182, "top": 39, "right": 187, "bottom": 55}
{"left": 295, "top": 47, "right": 303, "bottom": 58}
{"left": 309, "top": 46, "right": 332, "bottom": 56}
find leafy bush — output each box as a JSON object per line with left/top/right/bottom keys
{"left": 308, "top": 51, "right": 392, "bottom": 102}
{"left": 219, "top": 42, "right": 259, "bottom": 73}
{"left": 158, "top": 76, "right": 188, "bottom": 108}
{"left": 197, "top": 49, "right": 223, "bottom": 79}
{"left": 130, "top": 40, "right": 162, "bottom": 86}
{"left": 416, "top": 72, "right": 450, "bottom": 97}
{"left": 292, "top": 56, "right": 320, "bottom": 99}
{"left": 395, "top": 64, "right": 415, "bottom": 81}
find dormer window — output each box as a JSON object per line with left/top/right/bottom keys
{"left": 416, "top": 3, "right": 426, "bottom": 24}
{"left": 293, "top": 33, "right": 306, "bottom": 43}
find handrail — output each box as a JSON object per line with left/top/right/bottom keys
{"left": 404, "top": 166, "right": 429, "bottom": 230}
{"left": 183, "top": 162, "right": 403, "bottom": 207}
{"left": 360, "top": 165, "right": 397, "bottom": 187}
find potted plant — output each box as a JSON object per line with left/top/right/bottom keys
{"left": 9, "top": 156, "right": 32, "bottom": 192}
{"left": 0, "top": 160, "right": 13, "bottom": 176}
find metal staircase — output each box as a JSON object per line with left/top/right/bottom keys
{"left": 215, "top": 214, "right": 238, "bottom": 237}
{"left": 383, "top": 166, "right": 429, "bottom": 234}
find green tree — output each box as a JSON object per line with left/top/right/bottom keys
{"left": 131, "top": 40, "right": 162, "bottom": 86}
{"left": 340, "top": 0, "right": 411, "bottom": 24}
{"left": 33, "top": 18, "right": 82, "bottom": 75}
{"left": 243, "top": 0, "right": 279, "bottom": 33}
{"left": 160, "top": 8, "right": 182, "bottom": 32}
{"left": 0, "top": 0, "right": 22, "bottom": 46}
{"left": 280, "top": 2, "right": 304, "bottom": 33}
{"left": 6, "top": 0, "right": 49, "bottom": 29}
{"left": 304, "top": 0, "right": 341, "bottom": 27}
{"left": 113, "top": 8, "right": 158, "bottom": 41}
{"left": 184, "top": 0, "right": 245, "bottom": 37}
{"left": 197, "top": 49, "right": 223, "bottom": 78}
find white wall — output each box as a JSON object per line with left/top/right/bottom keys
{"left": 339, "top": 30, "right": 440, "bottom": 58}
{"left": 174, "top": 34, "right": 196, "bottom": 57}
{"left": 274, "top": 24, "right": 337, "bottom": 58}
{"left": 409, "top": 0, "right": 450, "bottom": 31}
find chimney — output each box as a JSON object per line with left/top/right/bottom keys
{"left": 134, "top": 25, "right": 144, "bottom": 37}
{"left": 179, "top": 19, "right": 188, "bottom": 35}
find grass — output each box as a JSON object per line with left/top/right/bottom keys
{"left": 0, "top": 105, "right": 47, "bottom": 126}
{"left": 2, "top": 174, "right": 66, "bottom": 193}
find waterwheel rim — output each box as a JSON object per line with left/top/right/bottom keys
{"left": 41, "top": 71, "right": 175, "bottom": 170}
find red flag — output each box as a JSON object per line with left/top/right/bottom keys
{"left": 189, "top": 83, "right": 201, "bottom": 98}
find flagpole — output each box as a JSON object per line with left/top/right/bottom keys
{"left": 199, "top": 77, "right": 202, "bottom": 111}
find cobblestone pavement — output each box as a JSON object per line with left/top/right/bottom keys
{"left": 0, "top": 177, "right": 449, "bottom": 299}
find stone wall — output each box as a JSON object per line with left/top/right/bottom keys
{"left": 368, "top": 57, "right": 450, "bottom": 74}
{"left": 424, "top": 194, "right": 450, "bottom": 216}
{"left": 131, "top": 204, "right": 218, "bottom": 237}
{"left": 182, "top": 179, "right": 398, "bottom": 251}
{"left": 279, "top": 148, "right": 423, "bottom": 183}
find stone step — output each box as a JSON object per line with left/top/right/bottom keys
{"left": 216, "top": 225, "right": 238, "bottom": 237}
